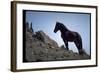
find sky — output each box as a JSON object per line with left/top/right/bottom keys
{"left": 25, "top": 10, "right": 91, "bottom": 55}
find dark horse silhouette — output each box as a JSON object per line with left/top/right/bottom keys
{"left": 54, "top": 22, "right": 83, "bottom": 55}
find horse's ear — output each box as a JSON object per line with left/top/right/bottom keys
{"left": 56, "top": 22, "right": 61, "bottom": 26}
{"left": 56, "top": 21, "right": 60, "bottom": 24}
{"left": 56, "top": 22, "right": 58, "bottom": 24}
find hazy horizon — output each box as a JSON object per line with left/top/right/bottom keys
{"left": 24, "top": 10, "right": 91, "bottom": 55}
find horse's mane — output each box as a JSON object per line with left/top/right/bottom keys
{"left": 57, "top": 22, "right": 69, "bottom": 31}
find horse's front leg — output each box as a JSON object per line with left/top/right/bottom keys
{"left": 63, "top": 38, "right": 69, "bottom": 50}
{"left": 64, "top": 41, "right": 69, "bottom": 50}
{"left": 61, "top": 35, "right": 69, "bottom": 50}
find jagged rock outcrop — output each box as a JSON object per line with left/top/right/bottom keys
{"left": 23, "top": 23, "right": 90, "bottom": 62}
{"left": 26, "top": 22, "right": 34, "bottom": 34}
{"left": 35, "top": 31, "right": 58, "bottom": 48}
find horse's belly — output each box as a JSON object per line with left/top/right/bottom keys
{"left": 66, "top": 37, "right": 75, "bottom": 42}
{"left": 61, "top": 31, "right": 77, "bottom": 42}
{"left": 64, "top": 33, "right": 76, "bottom": 42}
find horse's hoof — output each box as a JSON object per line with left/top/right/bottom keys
{"left": 79, "top": 50, "right": 84, "bottom": 55}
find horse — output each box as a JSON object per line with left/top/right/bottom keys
{"left": 54, "top": 22, "right": 83, "bottom": 55}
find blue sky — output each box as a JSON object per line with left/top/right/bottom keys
{"left": 25, "top": 10, "right": 91, "bottom": 55}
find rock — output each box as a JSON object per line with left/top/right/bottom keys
{"left": 26, "top": 22, "right": 30, "bottom": 32}
{"left": 35, "top": 31, "right": 58, "bottom": 48}
{"left": 60, "top": 45, "right": 66, "bottom": 50}
{"left": 30, "top": 22, "right": 34, "bottom": 33}
{"left": 26, "top": 22, "right": 34, "bottom": 34}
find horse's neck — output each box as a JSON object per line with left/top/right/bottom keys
{"left": 60, "top": 26, "right": 69, "bottom": 33}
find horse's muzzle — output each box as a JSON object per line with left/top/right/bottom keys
{"left": 54, "top": 30, "right": 57, "bottom": 33}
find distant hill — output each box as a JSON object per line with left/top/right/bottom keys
{"left": 23, "top": 23, "right": 90, "bottom": 62}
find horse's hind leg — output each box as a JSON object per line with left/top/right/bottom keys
{"left": 74, "top": 40, "right": 83, "bottom": 55}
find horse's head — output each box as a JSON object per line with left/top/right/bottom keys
{"left": 54, "top": 22, "right": 61, "bottom": 33}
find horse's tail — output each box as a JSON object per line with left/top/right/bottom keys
{"left": 76, "top": 32, "right": 83, "bottom": 54}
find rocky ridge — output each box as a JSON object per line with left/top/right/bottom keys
{"left": 23, "top": 22, "right": 90, "bottom": 62}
